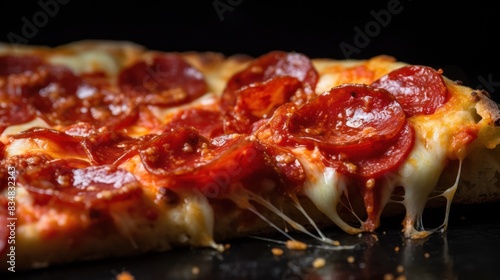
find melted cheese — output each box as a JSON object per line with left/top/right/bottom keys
{"left": 5, "top": 136, "right": 87, "bottom": 161}
{"left": 294, "top": 147, "right": 363, "bottom": 234}
{"left": 48, "top": 51, "right": 120, "bottom": 75}
{"left": 281, "top": 98, "right": 468, "bottom": 239}
{"left": 1, "top": 118, "right": 50, "bottom": 138}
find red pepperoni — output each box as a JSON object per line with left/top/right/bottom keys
{"left": 224, "top": 76, "right": 304, "bottom": 134}
{"left": 286, "top": 84, "right": 406, "bottom": 157}
{"left": 162, "top": 108, "right": 224, "bottom": 139}
{"left": 221, "top": 51, "right": 319, "bottom": 112}
{"left": 138, "top": 127, "right": 278, "bottom": 196}
{"left": 0, "top": 142, "right": 4, "bottom": 162}
{"left": 352, "top": 122, "right": 415, "bottom": 179}
{"left": 0, "top": 55, "right": 44, "bottom": 76}
{"left": 118, "top": 54, "right": 208, "bottom": 106}
{"left": 0, "top": 100, "right": 35, "bottom": 130}
{"left": 139, "top": 127, "right": 213, "bottom": 176}
{"left": 263, "top": 144, "right": 305, "bottom": 191}
{"left": 370, "top": 65, "right": 448, "bottom": 117}
{"left": 172, "top": 135, "right": 278, "bottom": 197}
{"left": 19, "top": 158, "right": 142, "bottom": 209}
{"left": 81, "top": 128, "right": 144, "bottom": 165}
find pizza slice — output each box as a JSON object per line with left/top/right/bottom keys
{"left": 0, "top": 40, "right": 499, "bottom": 271}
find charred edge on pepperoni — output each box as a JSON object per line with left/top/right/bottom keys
{"left": 88, "top": 208, "right": 102, "bottom": 219}
{"left": 480, "top": 89, "right": 492, "bottom": 99}
{"left": 470, "top": 91, "right": 480, "bottom": 102}
{"left": 156, "top": 187, "right": 180, "bottom": 206}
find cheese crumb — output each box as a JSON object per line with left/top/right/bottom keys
{"left": 396, "top": 265, "right": 404, "bottom": 273}
{"left": 286, "top": 240, "right": 308, "bottom": 250}
{"left": 347, "top": 256, "right": 355, "bottom": 263}
{"left": 424, "top": 252, "right": 430, "bottom": 258}
{"left": 192, "top": 266, "right": 200, "bottom": 275}
{"left": 366, "top": 178, "right": 375, "bottom": 189}
{"left": 271, "top": 248, "right": 284, "bottom": 256}
{"left": 116, "top": 271, "right": 135, "bottom": 280}
{"left": 383, "top": 273, "right": 395, "bottom": 280}
{"left": 394, "top": 246, "right": 400, "bottom": 252}
{"left": 312, "top": 257, "right": 326, "bottom": 268}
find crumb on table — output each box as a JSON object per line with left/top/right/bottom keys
{"left": 312, "top": 257, "right": 326, "bottom": 268}
{"left": 271, "top": 248, "right": 284, "bottom": 256}
{"left": 116, "top": 271, "right": 135, "bottom": 280}
{"left": 286, "top": 240, "right": 308, "bottom": 250}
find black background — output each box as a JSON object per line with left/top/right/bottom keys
{"left": 0, "top": 0, "right": 499, "bottom": 102}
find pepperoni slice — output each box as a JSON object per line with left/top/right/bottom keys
{"left": 172, "top": 135, "right": 278, "bottom": 197}
{"left": 118, "top": 54, "right": 208, "bottom": 106}
{"left": 139, "top": 127, "right": 212, "bottom": 176}
{"left": 263, "top": 144, "right": 305, "bottom": 191}
{"left": 224, "top": 76, "right": 303, "bottom": 134}
{"left": 221, "top": 51, "right": 319, "bottom": 111}
{"left": 81, "top": 128, "right": 143, "bottom": 165}
{"left": 162, "top": 108, "right": 224, "bottom": 139}
{"left": 353, "top": 122, "right": 415, "bottom": 179}
{"left": 0, "top": 142, "right": 4, "bottom": 162}
{"left": 19, "top": 159, "right": 142, "bottom": 209}
{"left": 17, "top": 65, "right": 91, "bottom": 124}
{"left": 370, "top": 65, "right": 448, "bottom": 117}
{"left": 138, "top": 127, "right": 278, "bottom": 196}
{"left": 286, "top": 84, "right": 406, "bottom": 157}
{"left": 0, "top": 100, "right": 35, "bottom": 130}
{"left": 0, "top": 55, "right": 44, "bottom": 76}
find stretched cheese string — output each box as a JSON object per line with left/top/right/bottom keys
{"left": 288, "top": 193, "right": 334, "bottom": 243}
{"left": 227, "top": 188, "right": 338, "bottom": 244}
{"left": 425, "top": 157, "right": 463, "bottom": 234}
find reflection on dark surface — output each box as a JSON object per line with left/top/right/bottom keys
{"left": 401, "top": 235, "right": 455, "bottom": 280}
{"left": 11, "top": 202, "right": 500, "bottom": 280}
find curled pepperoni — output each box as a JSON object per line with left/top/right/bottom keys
{"left": 221, "top": 51, "right": 319, "bottom": 111}
{"left": 323, "top": 122, "right": 415, "bottom": 178}
{"left": 29, "top": 66, "right": 81, "bottom": 113}
{"left": 371, "top": 65, "right": 448, "bottom": 117}
{"left": 0, "top": 55, "right": 44, "bottom": 76}
{"left": 139, "top": 127, "right": 212, "bottom": 176}
{"left": 0, "top": 142, "right": 4, "bottom": 161}
{"left": 19, "top": 159, "right": 142, "bottom": 209}
{"left": 286, "top": 84, "right": 406, "bottom": 157}
{"left": 173, "top": 135, "right": 278, "bottom": 197}
{"left": 13, "top": 127, "right": 87, "bottom": 158}
{"left": 263, "top": 144, "right": 305, "bottom": 191}
{"left": 27, "top": 67, "right": 135, "bottom": 127}
{"left": 118, "top": 54, "right": 208, "bottom": 106}
{"left": 162, "top": 108, "right": 224, "bottom": 139}
{"left": 224, "top": 76, "right": 303, "bottom": 134}
{"left": 139, "top": 127, "right": 278, "bottom": 196}
{"left": 81, "top": 128, "right": 144, "bottom": 165}
{"left": 352, "top": 122, "right": 415, "bottom": 179}
{"left": 0, "top": 100, "right": 35, "bottom": 130}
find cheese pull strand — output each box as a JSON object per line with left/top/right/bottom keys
{"left": 227, "top": 188, "right": 339, "bottom": 245}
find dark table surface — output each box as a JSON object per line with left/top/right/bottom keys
{"left": 11, "top": 202, "right": 500, "bottom": 280}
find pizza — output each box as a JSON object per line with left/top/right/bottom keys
{"left": 1, "top": 40, "right": 499, "bottom": 272}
